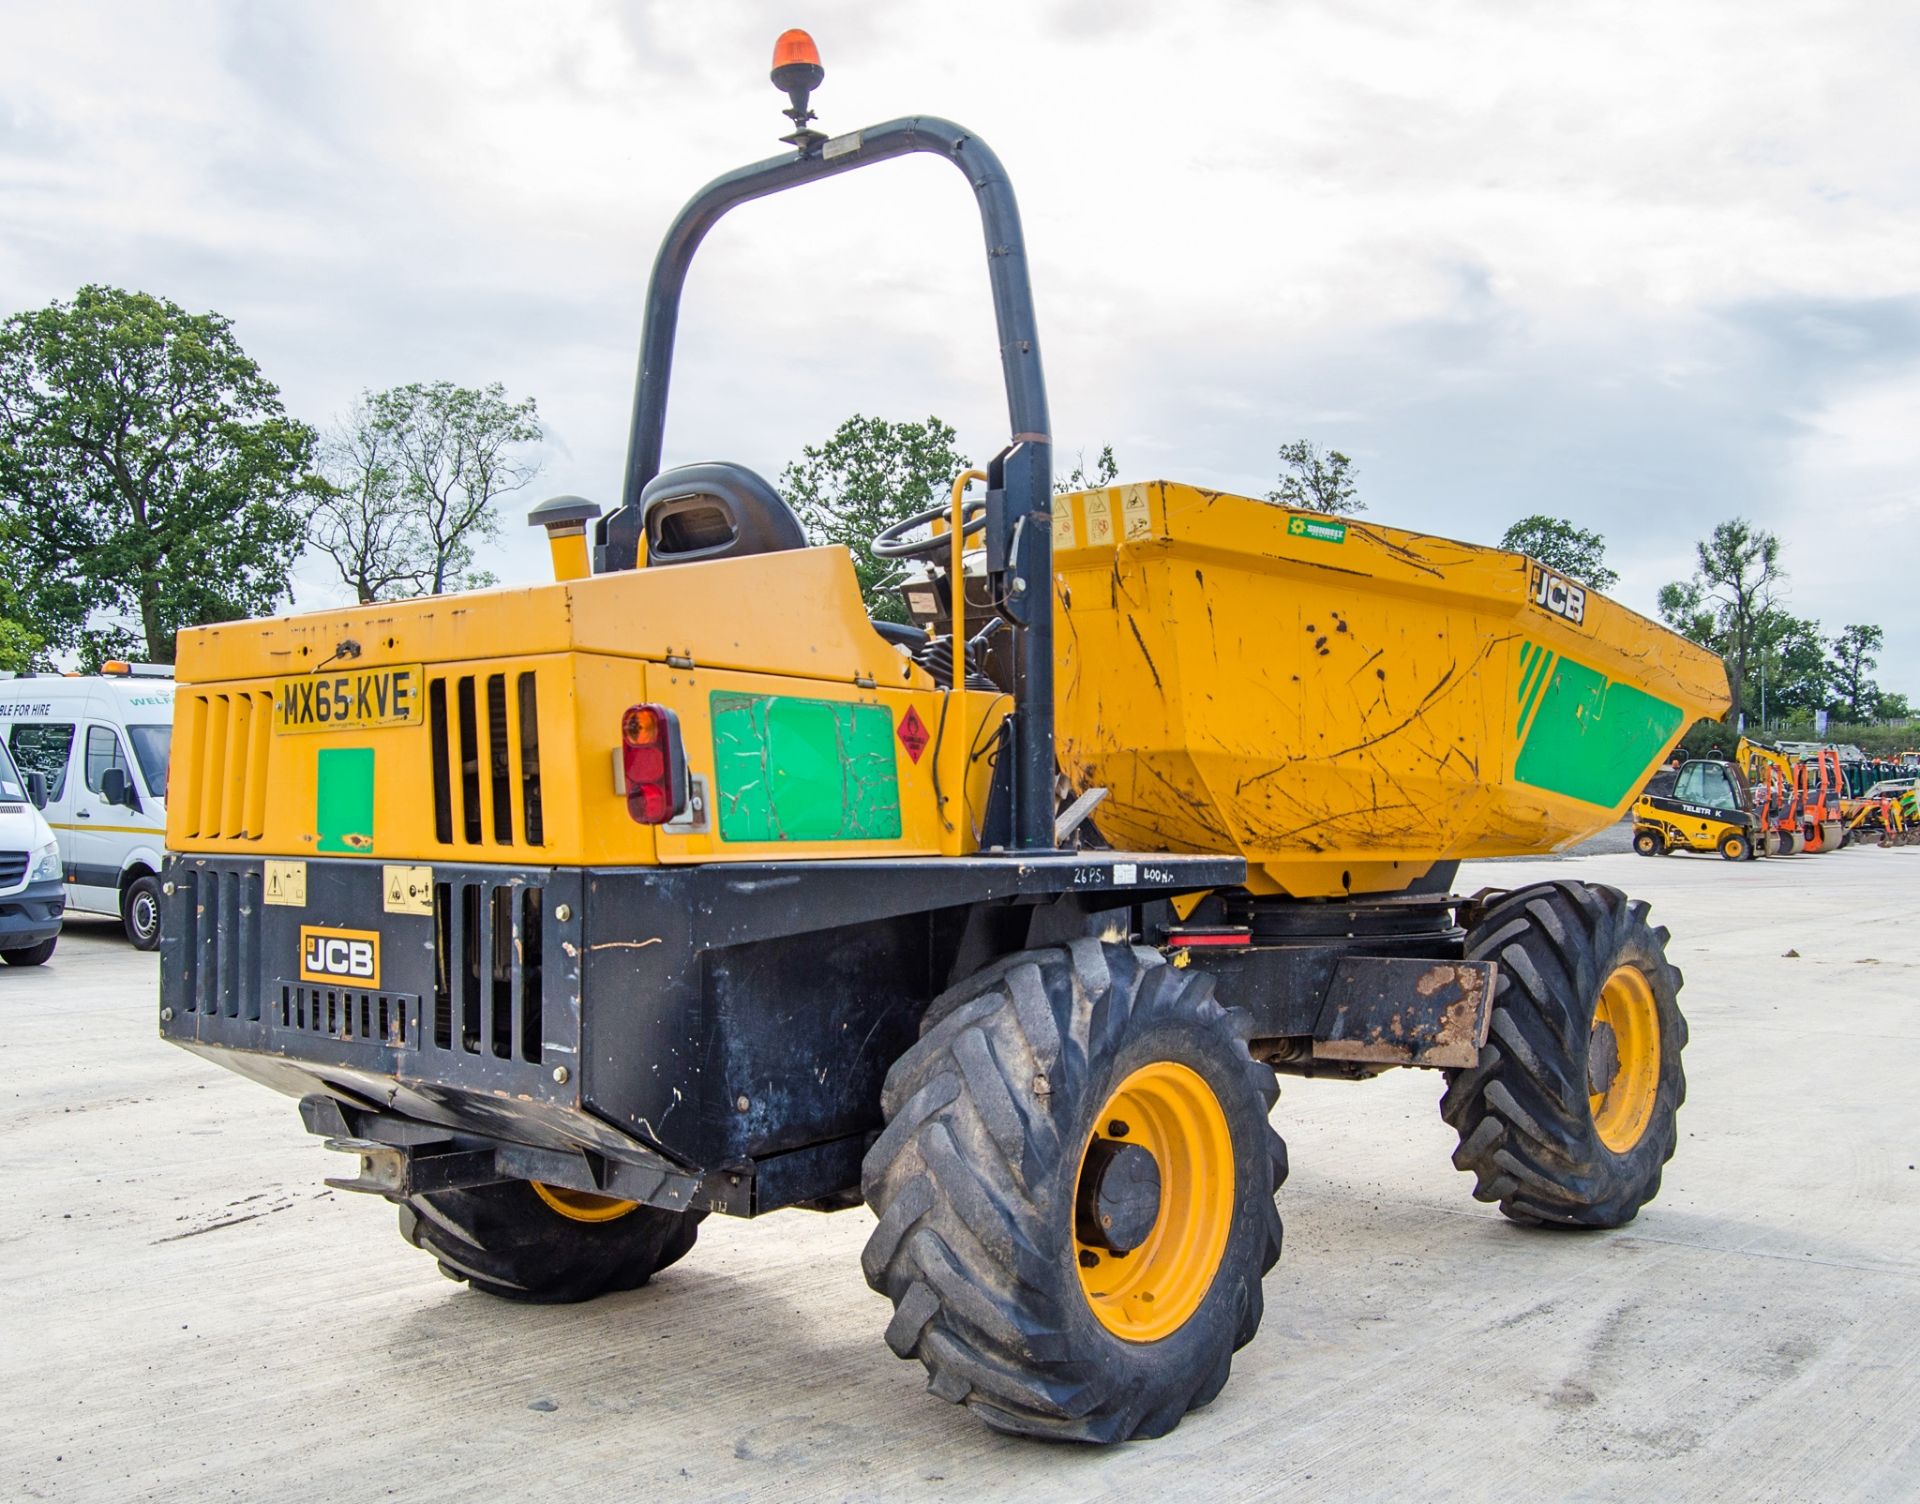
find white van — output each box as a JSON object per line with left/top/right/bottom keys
{"left": 0, "top": 666, "right": 173, "bottom": 950}
{"left": 0, "top": 734, "right": 64, "bottom": 966}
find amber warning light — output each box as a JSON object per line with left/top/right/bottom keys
{"left": 770, "top": 28, "right": 826, "bottom": 145}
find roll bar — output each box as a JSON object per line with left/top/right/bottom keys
{"left": 598, "top": 117, "right": 1057, "bottom": 851}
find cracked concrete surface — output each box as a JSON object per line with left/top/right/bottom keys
{"left": 3, "top": 851, "right": 1917, "bottom": 1501}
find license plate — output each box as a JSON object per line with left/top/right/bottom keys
{"left": 274, "top": 665, "right": 425, "bottom": 734}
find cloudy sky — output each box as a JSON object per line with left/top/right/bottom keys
{"left": 4, "top": 1, "right": 1917, "bottom": 690}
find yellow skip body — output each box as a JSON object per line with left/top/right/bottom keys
{"left": 1053, "top": 482, "right": 1729, "bottom": 897}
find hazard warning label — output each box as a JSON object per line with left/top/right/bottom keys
{"left": 384, "top": 865, "right": 434, "bottom": 916}
{"left": 897, "top": 705, "right": 930, "bottom": 764}
{"left": 263, "top": 859, "right": 307, "bottom": 908}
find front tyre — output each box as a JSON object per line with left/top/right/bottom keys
{"left": 1632, "top": 828, "right": 1664, "bottom": 858}
{"left": 1, "top": 936, "right": 57, "bottom": 967}
{"left": 397, "top": 1180, "right": 704, "bottom": 1303}
{"left": 1718, "top": 832, "right": 1751, "bottom": 862}
{"left": 861, "top": 941, "right": 1285, "bottom": 1443}
{"left": 1441, "top": 882, "right": 1686, "bottom": 1229}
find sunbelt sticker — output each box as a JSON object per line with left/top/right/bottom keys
{"left": 1288, "top": 516, "right": 1347, "bottom": 544}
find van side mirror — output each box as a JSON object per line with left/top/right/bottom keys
{"left": 26, "top": 770, "right": 47, "bottom": 810}
{"left": 100, "top": 766, "right": 134, "bottom": 809}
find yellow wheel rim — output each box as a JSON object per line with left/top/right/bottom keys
{"left": 1589, "top": 965, "right": 1660, "bottom": 1153}
{"left": 531, "top": 1182, "right": 641, "bottom": 1223}
{"left": 1073, "top": 1061, "right": 1235, "bottom": 1343}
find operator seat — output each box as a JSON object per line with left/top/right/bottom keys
{"left": 639, "top": 462, "right": 807, "bottom": 566}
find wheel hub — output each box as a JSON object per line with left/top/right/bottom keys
{"left": 1587, "top": 1021, "right": 1621, "bottom": 1096}
{"left": 1075, "top": 1137, "right": 1162, "bottom": 1252}
{"left": 1589, "top": 964, "right": 1660, "bottom": 1154}
{"left": 1072, "top": 1061, "right": 1235, "bottom": 1342}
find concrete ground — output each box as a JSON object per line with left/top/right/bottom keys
{"left": 4, "top": 852, "right": 1918, "bottom": 1503}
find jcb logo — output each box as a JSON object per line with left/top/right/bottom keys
{"left": 1528, "top": 565, "right": 1587, "bottom": 627}
{"left": 299, "top": 925, "right": 381, "bottom": 988}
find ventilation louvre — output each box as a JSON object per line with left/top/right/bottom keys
{"left": 432, "top": 877, "right": 544, "bottom": 1063}
{"left": 428, "top": 671, "right": 545, "bottom": 851}
{"left": 177, "top": 691, "right": 274, "bottom": 841}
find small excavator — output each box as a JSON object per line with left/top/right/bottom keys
{"left": 1798, "top": 747, "right": 1850, "bottom": 852}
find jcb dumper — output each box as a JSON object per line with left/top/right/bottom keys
{"left": 161, "top": 34, "right": 1728, "bottom": 1444}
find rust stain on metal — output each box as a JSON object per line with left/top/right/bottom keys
{"left": 1311, "top": 957, "right": 1494, "bottom": 1070}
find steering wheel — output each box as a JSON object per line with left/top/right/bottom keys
{"left": 870, "top": 496, "right": 989, "bottom": 562}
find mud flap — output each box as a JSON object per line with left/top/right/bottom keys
{"left": 1310, "top": 957, "right": 1496, "bottom": 1069}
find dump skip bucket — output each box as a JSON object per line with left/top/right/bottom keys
{"left": 1054, "top": 483, "right": 1729, "bottom": 898}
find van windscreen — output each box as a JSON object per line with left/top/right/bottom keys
{"left": 128, "top": 724, "right": 170, "bottom": 798}
{"left": 0, "top": 741, "right": 24, "bottom": 802}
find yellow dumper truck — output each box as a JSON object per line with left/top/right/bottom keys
{"left": 159, "top": 35, "right": 1729, "bottom": 1443}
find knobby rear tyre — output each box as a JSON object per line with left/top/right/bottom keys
{"left": 861, "top": 940, "right": 1286, "bottom": 1443}
{"left": 1441, "top": 881, "right": 1687, "bottom": 1229}
{"left": 398, "top": 1181, "right": 704, "bottom": 1303}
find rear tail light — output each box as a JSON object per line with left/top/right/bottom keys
{"left": 621, "top": 703, "right": 688, "bottom": 824}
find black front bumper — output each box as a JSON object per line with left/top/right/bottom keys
{"left": 0, "top": 878, "right": 64, "bottom": 947}
{"left": 158, "top": 849, "right": 1243, "bottom": 1214}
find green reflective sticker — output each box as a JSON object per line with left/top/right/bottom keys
{"left": 1287, "top": 516, "right": 1347, "bottom": 544}
{"left": 1513, "top": 653, "right": 1684, "bottom": 808}
{"left": 316, "top": 746, "right": 375, "bottom": 853}
{"left": 711, "top": 692, "right": 903, "bottom": 842}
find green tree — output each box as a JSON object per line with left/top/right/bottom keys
{"left": 781, "top": 414, "right": 971, "bottom": 623}
{"left": 0, "top": 620, "right": 37, "bottom": 674}
{"left": 308, "top": 394, "right": 420, "bottom": 603}
{"left": 0, "top": 285, "right": 320, "bottom": 663}
{"left": 1498, "top": 515, "right": 1619, "bottom": 592}
{"left": 1267, "top": 440, "right": 1364, "bottom": 515}
{"left": 314, "top": 381, "right": 542, "bottom": 599}
{"left": 1657, "top": 518, "right": 1783, "bottom": 726}
{"left": 0, "top": 517, "right": 43, "bottom": 672}
{"left": 1749, "top": 609, "right": 1827, "bottom": 722}
{"left": 1827, "top": 623, "right": 1883, "bottom": 722}
{"left": 1873, "top": 690, "right": 1911, "bottom": 722}
{"left": 1056, "top": 445, "right": 1118, "bottom": 494}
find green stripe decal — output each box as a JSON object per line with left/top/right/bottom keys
{"left": 1517, "top": 643, "right": 1556, "bottom": 734}
{"left": 1515, "top": 642, "right": 1539, "bottom": 702}
{"left": 711, "top": 691, "right": 902, "bottom": 843}
{"left": 1513, "top": 654, "right": 1685, "bottom": 808}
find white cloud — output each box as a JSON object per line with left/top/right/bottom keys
{"left": 4, "top": 0, "right": 1918, "bottom": 688}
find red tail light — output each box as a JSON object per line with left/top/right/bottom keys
{"left": 621, "top": 703, "right": 688, "bottom": 825}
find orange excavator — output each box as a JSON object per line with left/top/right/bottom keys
{"left": 1798, "top": 747, "right": 1849, "bottom": 853}
{"left": 1754, "top": 762, "right": 1808, "bottom": 856}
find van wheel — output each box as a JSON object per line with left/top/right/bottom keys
{"left": 122, "top": 874, "right": 162, "bottom": 951}
{"left": 2, "top": 937, "right": 57, "bottom": 967}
